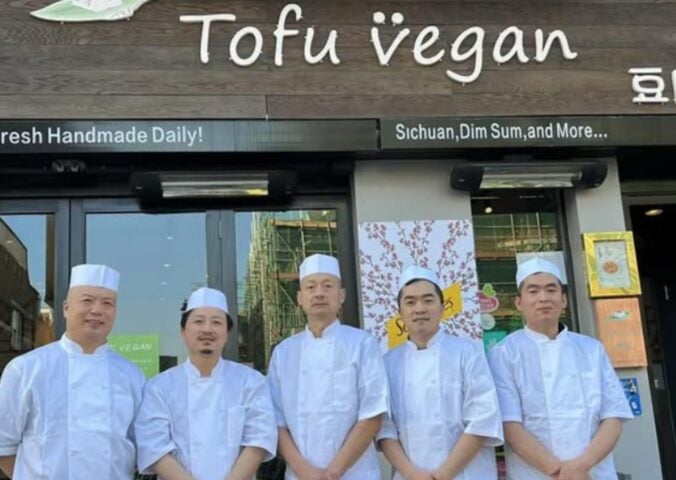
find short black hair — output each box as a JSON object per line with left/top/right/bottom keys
{"left": 397, "top": 278, "right": 444, "bottom": 306}
{"left": 180, "top": 308, "right": 233, "bottom": 331}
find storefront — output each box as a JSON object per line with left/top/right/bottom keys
{"left": 2, "top": 0, "right": 675, "bottom": 479}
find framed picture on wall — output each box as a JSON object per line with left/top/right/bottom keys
{"left": 593, "top": 297, "right": 647, "bottom": 368}
{"left": 583, "top": 231, "right": 641, "bottom": 297}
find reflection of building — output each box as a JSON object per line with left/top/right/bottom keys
{"left": 34, "top": 307, "right": 55, "bottom": 347}
{"left": 0, "top": 220, "right": 41, "bottom": 374}
{"left": 240, "top": 211, "right": 337, "bottom": 371}
{"left": 474, "top": 207, "right": 565, "bottom": 333}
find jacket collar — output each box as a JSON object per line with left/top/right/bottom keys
{"left": 304, "top": 318, "right": 340, "bottom": 340}
{"left": 185, "top": 357, "right": 224, "bottom": 380}
{"left": 59, "top": 333, "right": 108, "bottom": 355}
{"left": 524, "top": 323, "right": 568, "bottom": 343}
{"left": 406, "top": 326, "right": 444, "bottom": 351}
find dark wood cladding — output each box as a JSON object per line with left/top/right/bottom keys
{"left": 1, "top": 0, "right": 676, "bottom": 119}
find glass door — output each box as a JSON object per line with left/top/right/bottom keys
{"left": 0, "top": 200, "right": 69, "bottom": 377}
{"left": 73, "top": 197, "right": 356, "bottom": 374}
{"left": 73, "top": 199, "right": 216, "bottom": 371}
{"left": 472, "top": 190, "right": 572, "bottom": 347}
{"left": 236, "top": 208, "right": 343, "bottom": 371}
{"left": 77, "top": 199, "right": 354, "bottom": 480}
{"left": 0, "top": 196, "right": 355, "bottom": 375}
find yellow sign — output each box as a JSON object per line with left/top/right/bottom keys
{"left": 386, "top": 283, "right": 463, "bottom": 349}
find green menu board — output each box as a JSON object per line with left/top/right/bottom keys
{"left": 108, "top": 334, "right": 159, "bottom": 378}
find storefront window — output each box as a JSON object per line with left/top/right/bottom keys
{"left": 472, "top": 191, "right": 570, "bottom": 480}
{"left": 473, "top": 191, "right": 570, "bottom": 351}
{"left": 86, "top": 207, "right": 341, "bottom": 381}
{"left": 87, "top": 212, "right": 208, "bottom": 372}
{"left": 0, "top": 215, "right": 54, "bottom": 377}
{"left": 236, "top": 210, "right": 339, "bottom": 372}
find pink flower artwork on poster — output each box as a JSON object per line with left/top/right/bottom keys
{"left": 358, "top": 220, "right": 480, "bottom": 352}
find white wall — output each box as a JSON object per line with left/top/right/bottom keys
{"left": 352, "top": 159, "right": 472, "bottom": 224}
{"left": 565, "top": 158, "right": 662, "bottom": 480}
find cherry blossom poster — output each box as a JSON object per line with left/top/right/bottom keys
{"left": 358, "top": 220, "right": 481, "bottom": 352}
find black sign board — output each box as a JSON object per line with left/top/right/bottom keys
{"left": 2, "top": 116, "right": 675, "bottom": 154}
{"left": 0, "top": 120, "right": 377, "bottom": 154}
{"left": 381, "top": 116, "right": 676, "bottom": 149}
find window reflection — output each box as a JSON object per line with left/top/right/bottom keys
{"left": 472, "top": 192, "right": 568, "bottom": 341}
{"left": 0, "top": 215, "right": 54, "bottom": 376}
{"left": 471, "top": 192, "right": 567, "bottom": 480}
{"left": 474, "top": 211, "right": 564, "bottom": 333}
{"left": 237, "top": 210, "right": 338, "bottom": 372}
{"left": 87, "top": 213, "right": 207, "bottom": 369}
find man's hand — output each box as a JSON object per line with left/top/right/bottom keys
{"left": 322, "top": 470, "right": 340, "bottom": 480}
{"left": 405, "top": 469, "right": 434, "bottom": 480}
{"left": 296, "top": 463, "right": 331, "bottom": 480}
{"left": 545, "top": 458, "right": 562, "bottom": 478}
{"left": 555, "top": 457, "right": 591, "bottom": 480}
{"left": 431, "top": 468, "right": 452, "bottom": 480}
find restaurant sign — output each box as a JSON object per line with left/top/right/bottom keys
{"left": 381, "top": 116, "right": 676, "bottom": 150}
{"left": 29, "top": 2, "right": 578, "bottom": 88}
{"left": 26, "top": 2, "right": 667, "bottom": 105}
{"left": 1, "top": 117, "right": 676, "bottom": 153}
{"left": 0, "top": 120, "right": 377, "bottom": 153}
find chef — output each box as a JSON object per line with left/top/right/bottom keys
{"left": 267, "top": 254, "right": 389, "bottom": 480}
{"left": 378, "top": 265, "right": 503, "bottom": 480}
{"left": 134, "top": 287, "right": 277, "bottom": 480}
{"left": 488, "top": 257, "right": 633, "bottom": 480}
{"left": 0, "top": 264, "right": 145, "bottom": 480}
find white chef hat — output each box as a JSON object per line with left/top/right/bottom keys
{"left": 186, "top": 287, "right": 229, "bottom": 314}
{"left": 398, "top": 265, "right": 441, "bottom": 292}
{"left": 516, "top": 257, "right": 563, "bottom": 287}
{"left": 69, "top": 264, "right": 120, "bottom": 292}
{"left": 299, "top": 254, "right": 341, "bottom": 281}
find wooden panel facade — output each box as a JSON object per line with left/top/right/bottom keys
{"left": 1, "top": 0, "right": 676, "bottom": 119}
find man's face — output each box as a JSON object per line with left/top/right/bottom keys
{"left": 297, "top": 273, "right": 345, "bottom": 320}
{"left": 181, "top": 307, "right": 229, "bottom": 357}
{"left": 515, "top": 273, "right": 567, "bottom": 327}
{"left": 63, "top": 286, "right": 117, "bottom": 346}
{"left": 399, "top": 280, "right": 443, "bottom": 340}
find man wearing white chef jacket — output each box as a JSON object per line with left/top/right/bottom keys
{"left": 267, "top": 253, "right": 389, "bottom": 480}
{"left": 488, "top": 257, "right": 633, "bottom": 480}
{"left": 377, "top": 265, "right": 503, "bottom": 480}
{"left": 134, "top": 287, "right": 277, "bottom": 480}
{"left": 0, "top": 264, "right": 145, "bottom": 480}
